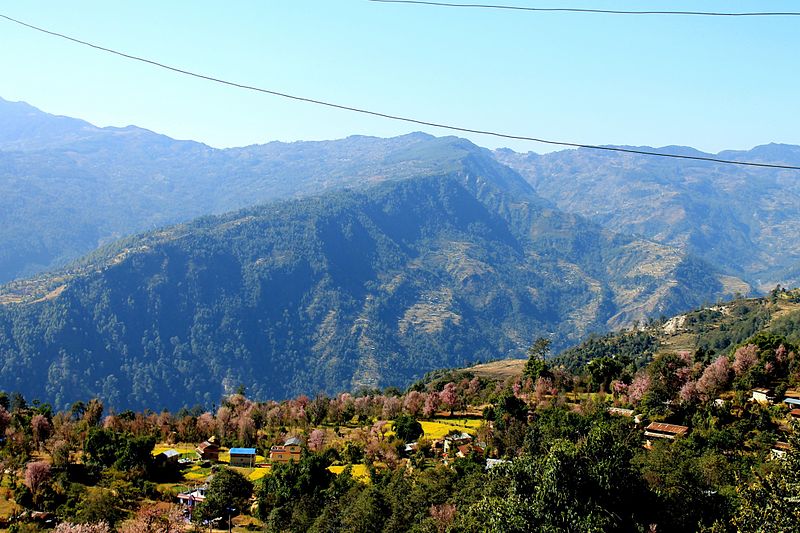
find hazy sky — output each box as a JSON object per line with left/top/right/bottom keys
{"left": 1, "top": 1, "right": 798, "bottom": 153}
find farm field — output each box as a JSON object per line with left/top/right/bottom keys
{"left": 328, "top": 464, "right": 370, "bottom": 483}
{"left": 420, "top": 418, "right": 483, "bottom": 440}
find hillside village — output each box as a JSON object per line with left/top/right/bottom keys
{"left": 0, "top": 290, "right": 800, "bottom": 531}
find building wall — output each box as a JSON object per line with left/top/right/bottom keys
{"left": 230, "top": 454, "right": 255, "bottom": 467}
{"left": 270, "top": 451, "right": 301, "bottom": 464}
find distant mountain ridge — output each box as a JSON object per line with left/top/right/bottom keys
{"left": 494, "top": 143, "right": 800, "bottom": 290}
{"left": 1, "top": 96, "right": 797, "bottom": 291}
{"left": 0, "top": 97, "right": 483, "bottom": 283}
{"left": 0, "top": 138, "right": 742, "bottom": 410}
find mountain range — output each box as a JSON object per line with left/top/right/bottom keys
{"left": 0, "top": 97, "right": 794, "bottom": 409}
{"left": 495, "top": 144, "right": 800, "bottom": 290}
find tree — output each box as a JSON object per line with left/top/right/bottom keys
{"left": 423, "top": 393, "right": 440, "bottom": 418}
{"left": 83, "top": 399, "right": 103, "bottom": 427}
{"left": 403, "top": 390, "right": 424, "bottom": 417}
{"left": 118, "top": 504, "right": 183, "bottom": 533}
{"left": 115, "top": 433, "right": 155, "bottom": 474}
{"left": 83, "top": 428, "right": 154, "bottom": 475}
{"left": 585, "top": 356, "right": 623, "bottom": 392}
{"left": 524, "top": 337, "right": 551, "bottom": 380}
{"left": 10, "top": 392, "right": 26, "bottom": 412}
{"left": 0, "top": 406, "right": 10, "bottom": 435}
{"left": 31, "top": 414, "right": 52, "bottom": 450}
{"left": 23, "top": 460, "right": 51, "bottom": 509}
{"left": 628, "top": 371, "right": 650, "bottom": 405}
{"left": 256, "top": 453, "right": 334, "bottom": 523}
{"left": 393, "top": 414, "right": 423, "bottom": 443}
{"left": 730, "top": 423, "right": 800, "bottom": 531}
{"left": 308, "top": 429, "right": 326, "bottom": 452}
{"left": 83, "top": 428, "right": 117, "bottom": 467}
{"left": 439, "top": 383, "right": 458, "bottom": 416}
{"left": 75, "top": 490, "right": 127, "bottom": 527}
{"left": 696, "top": 356, "right": 732, "bottom": 402}
{"left": 194, "top": 467, "right": 253, "bottom": 525}
{"left": 732, "top": 344, "right": 758, "bottom": 376}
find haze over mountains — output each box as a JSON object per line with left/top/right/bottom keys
{"left": 0, "top": 97, "right": 794, "bottom": 409}
{"left": 0, "top": 97, "right": 475, "bottom": 283}
{"left": 496, "top": 144, "right": 800, "bottom": 291}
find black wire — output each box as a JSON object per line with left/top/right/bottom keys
{"left": 369, "top": 0, "right": 800, "bottom": 17}
{"left": 1, "top": 12, "right": 798, "bottom": 171}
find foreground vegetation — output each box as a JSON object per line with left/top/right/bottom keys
{"left": 2, "top": 291, "right": 800, "bottom": 531}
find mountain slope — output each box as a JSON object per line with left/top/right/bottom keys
{"left": 554, "top": 288, "right": 800, "bottom": 372}
{"left": 494, "top": 145, "right": 800, "bottom": 290}
{"left": 0, "top": 146, "right": 742, "bottom": 410}
{"left": 0, "top": 97, "right": 489, "bottom": 283}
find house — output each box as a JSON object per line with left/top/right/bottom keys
{"left": 788, "top": 408, "right": 800, "bottom": 421}
{"left": 771, "top": 441, "right": 791, "bottom": 460}
{"left": 644, "top": 422, "right": 689, "bottom": 448}
{"left": 783, "top": 390, "right": 800, "bottom": 407}
{"left": 455, "top": 442, "right": 484, "bottom": 458}
{"left": 443, "top": 432, "right": 473, "bottom": 455}
{"left": 485, "top": 458, "right": 510, "bottom": 471}
{"left": 269, "top": 437, "right": 302, "bottom": 464}
{"left": 607, "top": 407, "right": 644, "bottom": 424}
{"left": 431, "top": 439, "right": 444, "bottom": 455}
{"left": 607, "top": 407, "right": 634, "bottom": 417}
{"left": 229, "top": 447, "right": 257, "bottom": 467}
{"left": 177, "top": 486, "right": 207, "bottom": 510}
{"left": 196, "top": 437, "right": 220, "bottom": 462}
{"left": 155, "top": 449, "right": 180, "bottom": 467}
{"left": 751, "top": 388, "right": 774, "bottom": 404}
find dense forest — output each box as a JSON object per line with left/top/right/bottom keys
{"left": 0, "top": 150, "right": 738, "bottom": 410}
{"left": 2, "top": 290, "right": 800, "bottom": 531}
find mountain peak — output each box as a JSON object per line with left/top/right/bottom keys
{"left": 0, "top": 97, "right": 101, "bottom": 151}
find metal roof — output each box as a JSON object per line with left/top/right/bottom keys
{"left": 645, "top": 422, "right": 689, "bottom": 435}
{"left": 229, "top": 447, "right": 257, "bottom": 455}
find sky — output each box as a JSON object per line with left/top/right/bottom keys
{"left": 0, "top": 1, "right": 798, "bottom": 153}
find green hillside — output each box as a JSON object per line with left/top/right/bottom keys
{"left": 555, "top": 287, "right": 800, "bottom": 371}
{"left": 0, "top": 146, "right": 741, "bottom": 410}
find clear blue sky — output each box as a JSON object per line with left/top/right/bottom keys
{"left": 0, "top": 1, "right": 798, "bottom": 153}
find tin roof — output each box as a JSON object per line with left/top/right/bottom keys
{"left": 229, "top": 447, "right": 257, "bottom": 455}
{"left": 645, "top": 422, "right": 689, "bottom": 435}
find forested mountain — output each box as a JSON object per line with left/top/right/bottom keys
{"left": 0, "top": 98, "right": 488, "bottom": 283}
{"left": 3, "top": 97, "right": 798, "bottom": 295}
{"left": 0, "top": 139, "right": 742, "bottom": 410}
{"left": 494, "top": 144, "right": 800, "bottom": 290}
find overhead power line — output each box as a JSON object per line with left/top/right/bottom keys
{"left": 1, "top": 13, "right": 798, "bottom": 171}
{"left": 369, "top": 0, "right": 800, "bottom": 17}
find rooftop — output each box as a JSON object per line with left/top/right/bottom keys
{"left": 444, "top": 432, "right": 472, "bottom": 441}
{"left": 645, "top": 422, "right": 689, "bottom": 436}
{"left": 229, "top": 447, "right": 257, "bottom": 455}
